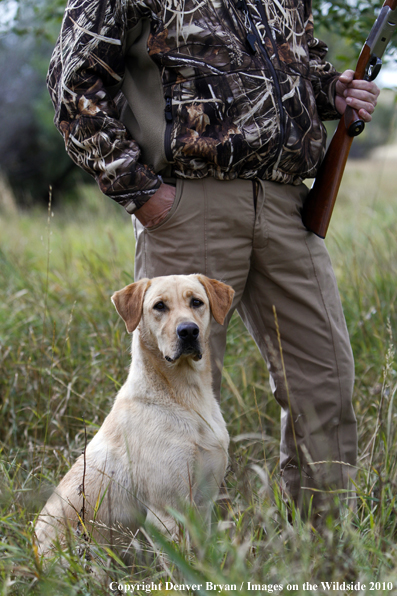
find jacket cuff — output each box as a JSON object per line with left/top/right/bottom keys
{"left": 122, "top": 180, "right": 163, "bottom": 215}
{"left": 319, "top": 74, "right": 342, "bottom": 121}
{"left": 328, "top": 75, "right": 341, "bottom": 114}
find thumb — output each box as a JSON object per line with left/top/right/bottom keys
{"left": 338, "top": 69, "right": 355, "bottom": 85}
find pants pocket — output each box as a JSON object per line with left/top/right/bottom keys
{"left": 144, "top": 179, "right": 184, "bottom": 233}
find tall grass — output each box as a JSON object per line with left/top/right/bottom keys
{"left": 1, "top": 158, "right": 397, "bottom": 595}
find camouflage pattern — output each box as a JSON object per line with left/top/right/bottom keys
{"left": 47, "top": 0, "right": 341, "bottom": 213}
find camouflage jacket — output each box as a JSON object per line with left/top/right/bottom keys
{"left": 47, "top": 0, "right": 341, "bottom": 213}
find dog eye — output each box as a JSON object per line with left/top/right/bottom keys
{"left": 191, "top": 298, "right": 204, "bottom": 308}
{"left": 153, "top": 301, "right": 166, "bottom": 311}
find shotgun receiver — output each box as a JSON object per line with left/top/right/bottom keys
{"left": 302, "top": 0, "right": 397, "bottom": 239}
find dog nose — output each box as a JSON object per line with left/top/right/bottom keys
{"left": 177, "top": 322, "right": 199, "bottom": 340}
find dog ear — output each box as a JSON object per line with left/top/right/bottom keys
{"left": 111, "top": 278, "right": 151, "bottom": 333}
{"left": 197, "top": 275, "right": 235, "bottom": 325}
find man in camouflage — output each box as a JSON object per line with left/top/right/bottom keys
{"left": 48, "top": 0, "right": 379, "bottom": 514}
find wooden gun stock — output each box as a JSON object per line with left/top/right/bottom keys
{"left": 301, "top": 95, "right": 368, "bottom": 240}
{"left": 302, "top": 0, "right": 397, "bottom": 239}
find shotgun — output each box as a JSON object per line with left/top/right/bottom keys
{"left": 302, "top": 0, "right": 397, "bottom": 239}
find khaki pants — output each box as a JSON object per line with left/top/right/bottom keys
{"left": 133, "top": 177, "right": 357, "bottom": 511}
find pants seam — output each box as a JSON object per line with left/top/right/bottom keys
{"left": 238, "top": 291, "right": 301, "bottom": 479}
{"left": 253, "top": 180, "right": 268, "bottom": 250}
{"left": 304, "top": 236, "right": 345, "bottom": 482}
{"left": 143, "top": 228, "right": 147, "bottom": 277}
{"left": 203, "top": 179, "right": 208, "bottom": 276}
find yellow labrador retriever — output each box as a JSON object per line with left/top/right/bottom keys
{"left": 35, "top": 274, "right": 234, "bottom": 556}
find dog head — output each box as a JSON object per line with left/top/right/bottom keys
{"left": 111, "top": 274, "right": 234, "bottom": 363}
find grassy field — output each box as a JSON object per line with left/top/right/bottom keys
{"left": 1, "top": 157, "right": 397, "bottom": 595}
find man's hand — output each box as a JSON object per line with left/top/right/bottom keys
{"left": 335, "top": 69, "right": 380, "bottom": 123}
{"left": 135, "top": 183, "right": 176, "bottom": 228}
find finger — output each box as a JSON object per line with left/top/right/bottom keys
{"left": 345, "top": 88, "right": 379, "bottom": 106}
{"left": 345, "top": 79, "right": 380, "bottom": 94}
{"left": 345, "top": 82, "right": 380, "bottom": 107}
{"left": 335, "top": 70, "right": 355, "bottom": 97}
{"left": 345, "top": 95, "right": 376, "bottom": 115}
{"left": 336, "top": 77, "right": 352, "bottom": 97}
{"left": 357, "top": 108, "right": 373, "bottom": 123}
{"left": 338, "top": 69, "right": 355, "bottom": 84}
{"left": 345, "top": 98, "right": 374, "bottom": 122}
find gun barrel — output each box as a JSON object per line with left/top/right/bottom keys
{"left": 302, "top": 0, "right": 397, "bottom": 239}
{"left": 367, "top": 5, "right": 397, "bottom": 58}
